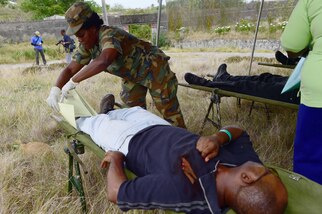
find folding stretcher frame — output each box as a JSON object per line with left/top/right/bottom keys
{"left": 179, "top": 83, "right": 299, "bottom": 132}
{"left": 52, "top": 115, "right": 104, "bottom": 213}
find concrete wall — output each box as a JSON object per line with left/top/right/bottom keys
{"left": 0, "top": 12, "right": 167, "bottom": 43}
{"left": 0, "top": 19, "right": 67, "bottom": 42}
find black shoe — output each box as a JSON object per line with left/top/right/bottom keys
{"left": 275, "top": 51, "right": 299, "bottom": 65}
{"left": 185, "top": 72, "right": 236, "bottom": 88}
{"left": 184, "top": 73, "right": 211, "bottom": 86}
{"left": 99, "top": 94, "right": 115, "bottom": 114}
{"left": 213, "top": 64, "right": 229, "bottom": 81}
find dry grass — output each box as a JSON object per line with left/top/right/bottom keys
{"left": 0, "top": 52, "right": 297, "bottom": 213}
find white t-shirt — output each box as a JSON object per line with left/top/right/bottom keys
{"left": 76, "top": 107, "right": 171, "bottom": 155}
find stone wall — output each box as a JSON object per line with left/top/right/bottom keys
{"left": 173, "top": 39, "right": 280, "bottom": 51}
{"left": 0, "top": 19, "right": 68, "bottom": 42}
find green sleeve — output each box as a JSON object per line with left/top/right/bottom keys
{"left": 99, "top": 26, "right": 123, "bottom": 55}
{"left": 73, "top": 44, "right": 92, "bottom": 65}
{"left": 281, "top": 0, "right": 312, "bottom": 53}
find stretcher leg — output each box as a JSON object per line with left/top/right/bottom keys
{"left": 65, "top": 141, "right": 87, "bottom": 213}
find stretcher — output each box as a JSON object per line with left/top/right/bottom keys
{"left": 52, "top": 90, "right": 182, "bottom": 214}
{"left": 53, "top": 114, "right": 322, "bottom": 214}
{"left": 53, "top": 91, "right": 321, "bottom": 214}
{"left": 53, "top": 114, "right": 154, "bottom": 213}
{"left": 257, "top": 62, "right": 295, "bottom": 69}
{"left": 179, "top": 83, "right": 298, "bottom": 132}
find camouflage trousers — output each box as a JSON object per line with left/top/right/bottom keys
{"left": 120, "top": 63, "right": 186, "bottom": 128}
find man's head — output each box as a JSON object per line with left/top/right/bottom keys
{"left": 65, "top": 2, "right": 103, "bottom": 49}
{"left": 34, "top": 31, "right": 40, "bottom": 36}
{"left": 60, "top": 29, "right": 66, "bottom": 36}
{"left": 219, "top": 161, "right": 288, "bottom": 214}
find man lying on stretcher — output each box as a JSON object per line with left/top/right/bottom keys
{"left": 74, "top": 94, "right": 288, "bottom": 214}
{"left": 184, "top": 63, "right": 300, "bottom": 104}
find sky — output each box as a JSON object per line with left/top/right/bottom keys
{"left": 93, "top": 0, "right": 164, "bottom": 9}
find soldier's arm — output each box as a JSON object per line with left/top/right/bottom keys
{"left": 71, "top": 48, "right": 119, "bottom": 83}
{"left": 55, "top": 61, "right": 84, "bottom": 88}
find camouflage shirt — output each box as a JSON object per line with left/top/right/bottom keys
{"left": 73, "top": 25, "right": 171, "bottom": 84}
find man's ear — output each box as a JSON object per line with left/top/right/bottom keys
{"left": 240, "top": 171, "right": 257, "bottom": 184}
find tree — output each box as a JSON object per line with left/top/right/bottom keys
{"left": 0, "top": 0, "right": 9, "bottom": 5}
{"left": 110, "top": 3, "right": 124, "bottom": 11}
{"left": 20, "top": 0, "right": 101, "bottom": 20}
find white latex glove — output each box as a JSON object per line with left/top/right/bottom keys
{"left": 46, "top": 86, "right": 61, "bottom": 112}
{"left": 61, "top": 78, "right": 79, "bottom": 102}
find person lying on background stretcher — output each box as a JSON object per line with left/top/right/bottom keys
{"left": 74, "top": 94, "right": 288, "bottom": 214}
{"left": 184, "top": 63, "right": 300, "bottom": 104}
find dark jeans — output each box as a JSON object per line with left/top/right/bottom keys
{"left": 34, "top": 49, "right": 46, "bottom": 65}
{"left": 193, "top": 73, "right": 300, "bottom": 104}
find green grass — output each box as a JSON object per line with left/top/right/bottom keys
{"left": 0, "top": 41, "right": 65, "bottom": 64}
{"left": 0, "top": 52, "right": 297, "bottom": 213}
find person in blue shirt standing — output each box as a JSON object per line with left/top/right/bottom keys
{"left": 60, "top": 29, "right": 75, "bottom": 64}
{"left": 30, "top": 31, "right": 47, "bottom": 66}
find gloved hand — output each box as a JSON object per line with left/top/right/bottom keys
{"left": 61, "top": 78, "right": 79, "bottom": 102}
{"left": 46, "top": 86, "right": 61, "bottom": 112}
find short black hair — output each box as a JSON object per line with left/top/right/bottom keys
{"left": 81, "top": 12, "right": 103, "bottom": 30}
{"left": 232, "top": 179, "right": 287, "bottom": 214}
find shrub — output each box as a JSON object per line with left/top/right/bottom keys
{"left": 235, "top": 19, "right": 255, "bottom": 33}
{"left": 129, "top": 24, "right": 152, "bottom": 42}
{"left": 268, "top": 21, "right": 287, "bottom": 33}
{"left": 153, "top": 32, "right": 171, "bottom": 48}
{"left": 213, "top": 26, "right": 231, "bottom": 34}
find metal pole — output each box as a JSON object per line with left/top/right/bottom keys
{"left": 156, "top": 0, "right": 162, "bottom": 47}
{"left": 248, "top": 0, "right": 264, "bottom": 75}
{"left": 101, "top": 0, "right": 109, "bottom": 25}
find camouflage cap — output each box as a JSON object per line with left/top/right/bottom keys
{"left": 65, "top": 2, "right": 93, "bottom": 35}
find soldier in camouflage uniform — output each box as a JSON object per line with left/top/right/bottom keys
{"left": 46, "top": 2, "right": 186, "bottom": 128}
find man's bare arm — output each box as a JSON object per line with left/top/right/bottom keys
{"left": 101, "top": 151, "right": 127, "bottom": 203}
{"left": 182, "top": 126, "right": 244, "bottom": 183}
{"left": 181, "top": 157, "right": 197, "bottom": 184}
{"left": 196, "top": 126, "right": 244, "bottom": 162}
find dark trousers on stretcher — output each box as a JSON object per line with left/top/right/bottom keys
{"left": 192, "top": 73, "right": 300, "bottom": 104}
